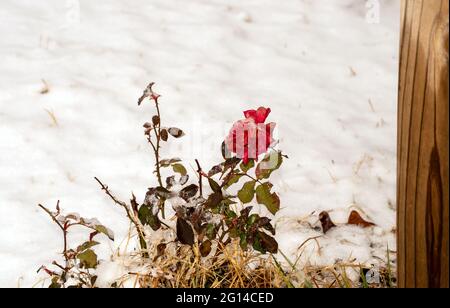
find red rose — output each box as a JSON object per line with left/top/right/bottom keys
{"left": 225, "top": 107, "right": 276, "bottom": 164}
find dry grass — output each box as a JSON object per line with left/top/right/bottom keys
{"left": 108, "top": 229, "right": 396, "bottom": 289}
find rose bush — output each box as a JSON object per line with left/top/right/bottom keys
{"left": 38, "top": 83, "right": 286, "bottom": 288}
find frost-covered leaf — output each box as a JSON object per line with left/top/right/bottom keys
{"left": 179, "top": 175, "right": 189, "bottom": 186}
{"left": 160, "top": 158, "right": 182, "bottom": 167}
{"left": 208, "top": 164, "right": 223, "bottom": 177}
{"left": 255, "top": 151, "right": 283, "bottom": 180}
{"left": 94, "top": 225, "right": 115, "bottom": 241}
{"left": 238, "top": 181, "right": 256, "bottom": 204}
{"left": 65, "top": 213, "right": 81, "bottom": 221}
{"left": 156, "top": 186, "right": 171, "bottom": 199}
{"left": 168, "top": 127, "right": 185, "bottom": 138}
{"left": 77, "top": 241, "right": 100, "bottom": 253}
{"left": 166, "top": 176, "right": 176, "bottom": 189}
{"left": 255, "top": 183, "right": 280, "bottom": 215}
{"left": 179, "top": 184, "right": 199, "bottom": 201}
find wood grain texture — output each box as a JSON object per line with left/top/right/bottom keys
{"left": 398, "top": 0, "right": 449, "bottom": 288}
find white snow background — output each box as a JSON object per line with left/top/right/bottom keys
{"left": 0, "top": 0, "right": 400, "bottom": 287}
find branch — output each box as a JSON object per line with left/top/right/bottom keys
{"left": 94, "top": 177, "right": 148, "bottom": 251}
{"left": 38, "top": 201, "right": 69, "bottom": 266}
{"left": 195, "top": 159, "right": 203, "bottom": 197}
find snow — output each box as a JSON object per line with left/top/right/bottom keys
{"left": 0, "top": 0, "right": 400, "bottom": 287}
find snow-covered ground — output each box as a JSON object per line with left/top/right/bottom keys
{"left": 0, "top": 0, "right": 400, "bottom": 287}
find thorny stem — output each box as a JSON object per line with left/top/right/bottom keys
{"left": 38, "top": 202, "right": 69, "bottom": 266}
{"left": 94, "top": 177, "right": 149, "bottom": 254}
{"left": 195, "top": 159, "right": 203, "bottom": 197}
{"left": 143, "top": 85, "right": 165, "bottom": 218}
{"left": 154, "top": 101, "right": 164, "bottom": 188}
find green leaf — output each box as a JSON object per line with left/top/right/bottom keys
{"left": 221, "top": 198, "right": 237, "bottom": 206}
{"left": 138, "top": 206, "right": 161, "bottom": 231}
{"left": 77, "top": 249, "right": 98, "bottom": 269}
{"left": 94, "top": 225, "right": 115, "bottom": 241}
{"left": 240, "top": 160, "right": 255, "bottom": 173}
{"left": 172, "top": 163, "right": 187, "bottom": 176}
{"left": 77, "top": 241, "right": 100, "bottom": 253}
{"left": 225, "top": 208, "right": 237, "bottom": 219}
{"left": 160, "top": 158, "right": 182, "bottom": 167}
{"left": 255, "top": 183, "right": 280, "bottom": 215}
{"left": 238, "top": 181, "right": 256, "bottom": 204}
{"left": 255, "top": 151, "right": 283, "bottom": 180}
{"left": 49, "top": 277, "right": 61, "bottom": 289}
{"left": 229, "top": 228, "right": 240, "bottom": 239}
{"left": 208, "top": 178, "right": 221, "bottom": 193}
{"left": 240, "top": 234, "right": 248, "bottom": 250}
{"left": 247, "top": 214, "right": 260, "bottom": 227}
{"left": 252, "top": 237, "right": 265, "bottom": 254}
{"left": 206, "top": 224, "right": 217, "bottom": 240}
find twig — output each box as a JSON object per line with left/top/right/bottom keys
{"left": 195, "top": 159, "right": 203, "bottom": 197}
{"left": 38, "top": 202, "right": 69, "bottom": 265}
{"left": 94, "top": 177, "right": 148, "bottom": 252}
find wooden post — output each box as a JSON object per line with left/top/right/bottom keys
{"left": 397, "top": 0, "right": 449, "bottom": 288}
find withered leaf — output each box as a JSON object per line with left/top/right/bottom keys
{"left": 166, "top": 176, "right": 176, "bottom": 189}
{"left": 176, "top": 218, "right": 195, "bottom": 246}
{"left": 259, "top": 232, "right": 278, "bottom": 254}
{"left": 208, "top": 164, "right": 223, "bottom": 177}
{"left": 152, "top": 115, "right": 160, "bottom": 126}
{"left": 348, "top": 211, "right": 375, "bottom": 228}
{"left": 154, "top": 243, "right": 167, "bottom": 261}
{"left": 319, "top": 211, "right": 336, "bottom": 234}
{"left": 160, "top": 129, "right": 168, "bottom": 141}
{"left": 199, "top": 240, "right": 212, "bottom": 257}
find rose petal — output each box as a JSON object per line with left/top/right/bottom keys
{"left": 244, "top": 110, "right": 257, "bottom": 121}
{"left": 244, "top": 107, "right": 271, "bottom": 124}
{"left": 255, "top": 107, "right": 271, "bottom": 123}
